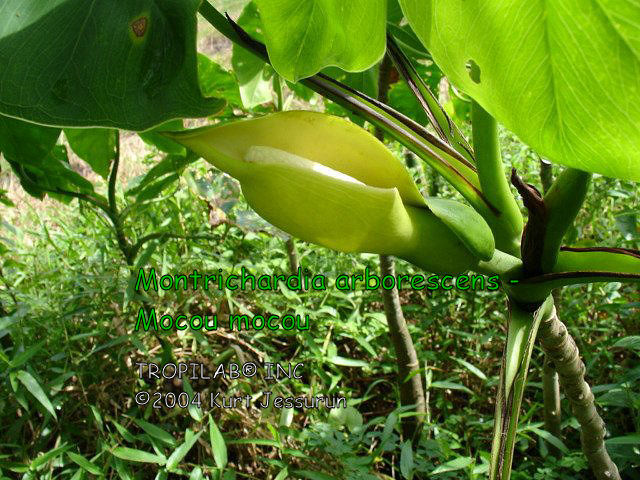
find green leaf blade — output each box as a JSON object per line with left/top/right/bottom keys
{"left": 255, "top": 0, "right": 386, "bottom": 82}
{"left": 111, "top": 447, "right": 167, "bottom": 465}
{"left": 64, "top": 128, "right": 116, "bottom": 179}
{"left": 209, "top": 415, "right": 228, "bottom": 469}
{"left": 15, "top": 370, "right": 57, "bottom": 419}
{"left": 400, "top": 0, "right": 640, "bottom": 181}
{"left": 166, "top": 430, "right": 203, "bottom": 471}
{"left": 0, "top": 0, "right": 224, "bottom": 130}
{"left": 66, "top": 452, "right": 103, "bottom": 476}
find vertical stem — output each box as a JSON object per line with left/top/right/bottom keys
{"left": 490, "top": 296, "right": 554, "bottom": 480}
{"left": 108, "top": 133, "right": 120, "bottom": 217}
{"left": 285, "top": 237, "right": 299, "bottom": 275}
{"left": 542, "top": 356, "right": 562, "bottom": 445}
{"left": 471, "top": 101, "right": 523, "bottom": 256}
{"left": 107, "top": 133, "right": 133, "bottom": 265}
{"left": 538, "top": 307, "right": 621, "bottom": 480}
{"left": 539, "top": 158, "right": 553, "bottom": 193}
{"left": 379, "top": 254, "right": 425, "bottom": 442}
{"left": 273, "top": 75, "right": 284, "bottom": 112}
{"left": 424, "top": 361, "right": 432, "bottom": 438}
{"left": 539, "top": 160, "right": 562, "bottom": 451}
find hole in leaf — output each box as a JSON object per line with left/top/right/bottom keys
{"left": 465, "top": 59, "right": 481, "bottom": 84}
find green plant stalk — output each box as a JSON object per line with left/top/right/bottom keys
{"left": 539, "top": 158, "right": 553, "bottom": 193}
{"left": 542, "top": 355, "right": 562, "bottom": 448}
{"left": 285, "top": 237, "right": 299, "bottom": 274}
{"left": 508, "top": 248, "right": 640, "bottom": 303}
{"left": 386, "top": 34, "right": 475, "bottom": 164}
{"left": 541, "top": 168, "right": 591, "bottom": 271}
{"left": 539, "top": 160, "right": 561, "bottom": 453}
{"left": 471, "top": 101, "right": 523, "bottom": 256}
{"left": 538, "top": 306, "right": 621, "bottom": 480}
{"left": 107, "top": 132, "right": 134, "bottom": 265}
{"left": 489, "top": 296, "right": 554, "bottom": 480}
{"left": 199, "top": 2, "right": 250, "bottom": 55}
{"left": 379, "top": 254, "right": 426, "bottom": 442}
{"left": 301, "top": 76, "right": 490, "bottom": 213}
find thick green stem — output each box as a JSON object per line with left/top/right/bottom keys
{"left": 538, "top": 307, "right": 621, "bottom": 480}
{"left": 386, "top": 34, "right": 474, "bottom": 164}
{"left": 539, "top": 158, "right": 553, "bottom": 193}
{"left": 471, "top": 101, "right": 523, "bottom": 257}
{"left": 198, "top": 2, "right": 251, "bottom": 53}
{"left": 509, "top": 248, "right": 640, "bottom": 303}
{"left": 540, "top": 164, "right": 561, "bottom": 452}
{"left": 489, "top": 296, "right": 554, "bottom": 480}
{"left": 541, "top": 168, "right": 591, "bottom": 271}
{"left": 273, "top": 74, "right": 284, "bottom": 112}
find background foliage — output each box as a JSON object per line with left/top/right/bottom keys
{"left": 0, "top": 1, "right": 638, "bottom": 479}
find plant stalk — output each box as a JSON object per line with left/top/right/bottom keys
{"left": 538, "top": 306, "right": 621, "bottom": 480}
{"left": 489, "top": 296, "right": 554, "bottom": 480}
{"left": 539, "top": 163, "right": 561, "bottom": 452}
{"left": 542, "top": 355, "right": 562, "bottom": 450}
{"left": 379, "top": 254, "right": 425, "bottom": 442}
{"left": 285, "top": 237, "right": 299, "bottom": 275}
{"left": 541, "top": 168, "right": 591, "bottom": 271}
{"left": 539, "top": 158, "right": 553, "bottom": 193}
{"left": 471, "top": 101, "right": 522, "bottom": 256}
{"left": 386, "top": 34, "right": 474, "bottom": 164}
{"left": 107, "top": 133, "right": 133, "bottom": 265}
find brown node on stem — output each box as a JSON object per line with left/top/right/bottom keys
{"left": 511, "top": 169, "right": 547, "bottom": 276}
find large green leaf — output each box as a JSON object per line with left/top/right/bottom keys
{"left": 254, "top": 0, "right": 387, "bottom": 82}
{"left": 0, "top": 0, "right": 224, "bottom": 130}
{"left": 399, "top": 0, "right": 640, "bottom": 182}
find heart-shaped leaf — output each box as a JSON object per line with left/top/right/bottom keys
{"left": 400, "top": 0, "right": 640, "bottom": 181}
{"left": 0, "top": 0, "right": 224, "bottom": 130}
{"left": 255, "top": 0, "right": 386, "bottom": 82}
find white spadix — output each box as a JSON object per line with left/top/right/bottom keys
{"left": 244, "top": 146, "right": 366, "bottom": 186}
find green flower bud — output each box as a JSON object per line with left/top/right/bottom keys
{"left": 167, "top": 111, "right": 495, "bottom": 274}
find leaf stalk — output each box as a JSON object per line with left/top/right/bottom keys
{"left": 471, "top": 102, "right": 523, "bottom": 256}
